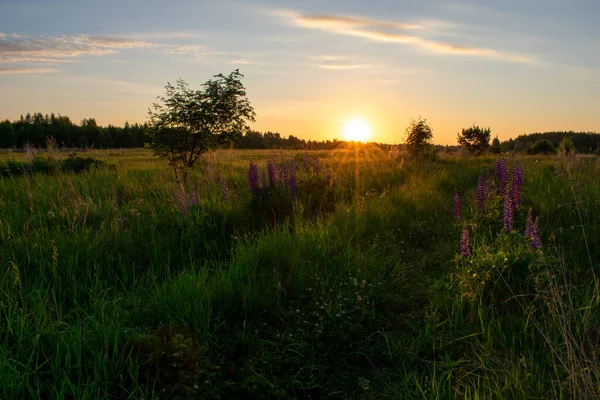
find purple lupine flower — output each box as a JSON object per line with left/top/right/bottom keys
{"left": 248, "top": 162, "right": 259, "bottom": 193}
{"left": 485, "top": 169, "right": 493, "bottom": 199}
{"left": 175, "top": 189, "right": 190, "bottom": 217}
{"left": 281, "top": 162, "right": 289, "bottom": 188}
{"left": 500, "top": 159, "right": 509, "bottom": 194}
{"left": 460, "top": 224, "right": 472, "bottom": 257}
{"left": 314, "top": 157, "right": 320, "bottom": 174}
{"left": 525, "top": 208, "right": 534, "bottom": 239}
{"left": 267, "top": 159, "right": 277, "bottom": 188}
{"left": 503, "top": 187, "right": 514, "bottom": 233}
{"left": 511, "top": 163, "right": 524, "bottom": 207}
{"left": 304, "top": 152, "right": 311, "bottom": 170}
{"left": 476, "top": 174, "right": 485, "bottom": 214}
{"left": 326, "top": 169, "right": 332, "bottom": 186}
{"left": 532, "top": 217, "right": 541, "bottom": 249}
{"left": 494, "top": 159, "right": 502, "bottom": 187}
{"left": 290, "top": 160, "right": 297, "bottom": 201}
{"left": 190, "top": 190, "right": 200, "bottom": 206}
{"left": 453, "top": 190, "right": 462, "bottom": 222}
{"left": 261, "top": 169, "right": 268, "bottom": 194}
{"left": 220, "top": 179, "right": 230, "bottom": 203}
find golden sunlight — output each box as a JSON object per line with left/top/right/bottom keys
{"left": 342, "top": 118, "right": 372, "bottom": 142}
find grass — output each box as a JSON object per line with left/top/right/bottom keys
{"left": 0, "top": 148, "right": 598, "bottom": 399}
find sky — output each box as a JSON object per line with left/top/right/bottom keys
{"left": 0, "top": 0, "right": 599, "bottom": 144}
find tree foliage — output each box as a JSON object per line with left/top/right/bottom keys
{"left": 490, "top": 136, "right": 501, "bottom": 154}
{"left": 457, "top": 125, "right": 491, "bottom": 155}
{"left": 527, "top": 139, "right": 557, "bottom": 154}
{"left": 501, "top": 131, "right": 600, "bottom": 153}
{"left": 0, "top": 113, "right": 146, "bottom": 149}
{"left": 146, "top": 70, "right": 255, "bottom": 182}
{"left": 558, "top": 136, "right": 576, "bottom": 155}
{"left": 404, "top": 117, "right": 434, "bottom": 157}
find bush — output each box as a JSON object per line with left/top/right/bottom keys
{"left": 528, "top": 140, "right": 557, "bottom": 155}
{"left": 60, "top": 153, "right": 104, "bottom": 173}
{"left": 405, "top": 117, "right": 434, "bottom": 157}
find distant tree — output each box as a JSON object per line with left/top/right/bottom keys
{"left": 404, "top": 117, "right": 434, "bottom": 157}
{"left": 490, "top": 136, "right": 501, "bottom": 154}
{"left": 146, "top": 69, "right": 255, "bottom": 183}
{"left": 457, "top": 125, "right": 491, "bottom": 155}
{"left": 528, "top": 139, "right": 557, "bottom": 155}
{"left": 558, "top": 136, "right": 576, "bottom": 155}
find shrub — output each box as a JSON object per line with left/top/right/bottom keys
{"left": 528, "top": 139, "right": 557, "bottom": 154}
{"left": 404, "top": 117, "right": 434, "bottom": 157}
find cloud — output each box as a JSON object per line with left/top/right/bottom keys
{"left": 319, "top": 63, "right": 374, "bottom": 70}
{"left": 0, "top": 33, "right": 207, "bottom": 64}
{"left": 0, "top": 67, "right": 58, "bottom": 75}
{"left": 274, "top": 10, "right": 536, "bottom": 64}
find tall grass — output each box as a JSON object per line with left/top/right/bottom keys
{"left": 0, "top": 148, "right": 598, "bottom": 398}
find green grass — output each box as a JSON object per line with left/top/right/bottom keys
{"left": 0, "top": 148, "right": 598, "bottom": 399}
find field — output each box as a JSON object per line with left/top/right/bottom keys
{"left": 0, "top": 148, "right": 599, "bottom": 399}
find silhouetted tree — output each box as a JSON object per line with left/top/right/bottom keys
{"left": 146, "top": 69, "right": 255, "bottom": 183}
{"left": 457, "top": 125, "right": 491, "bottom": 155}
{"left": 490, "top": 136, "right": 501, "bottom": 154}
{"left": 404, "top": 117, "right": 434, "bottom": 157}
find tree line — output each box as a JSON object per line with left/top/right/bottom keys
{"left": 0, "top": 113, "right": 147, "bottom": 149}
{"left": 501, "top": 131, "right": 600, "bottom": 154}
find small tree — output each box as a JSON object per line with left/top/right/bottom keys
{"left": 457, "top": 125, "right": 491, "bottom": 155}
{"left": 147, "top": 69, "right": 255, "bottom": 183}
{"left": 558, "top": 136, "right": 576, "bottom": 155}
{"left": 490, "top": 136, "right": 501, "bottom": 154}
{"left": 527, "top": 139, "right": 556, "bottom": 155}
{"left": 404, "top": 117, "right": 434, "bottom": 157}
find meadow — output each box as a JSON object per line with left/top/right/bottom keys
{"left": 0, "top": 147, "right": 599, "bottom": 399}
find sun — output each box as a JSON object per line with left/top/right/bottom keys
{"left": 342, "top": 118, "right": 372, "bottom": 142}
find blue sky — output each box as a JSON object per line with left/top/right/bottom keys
{"left": 0, "top": 0, "right": 598, "bottom": 144}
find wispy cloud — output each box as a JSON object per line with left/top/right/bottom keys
{"left": 319, "top": 63, "right": 374, "bottom": 70}
{"left": 273, "top": 10, "right": 536, "bottom": 64}
{"left": 0, "top": 67, "right": 58, "bottom": 75}
{"left": 0, "top": 33, "right": 207, "bottom": 64}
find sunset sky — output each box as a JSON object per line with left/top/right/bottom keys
{"left": 0, "top": 0, "right": 598, "bottom": 144}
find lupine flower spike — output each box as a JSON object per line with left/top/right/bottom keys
{"left": 453, "top": 189, "right": 462, "bottom": 221}
{"left": 476, "top": 174, "right": 485, "bottom": 214}
{"left": 290, "top": 160, "right": 297, "bottom": 201}
{"left": 503, "top": 187, "right": 514, "bottom": 233}
{"left": 267, "top": 159, "right": 277, "bottom": 188}
{"left": 248, "top": 162, "right": 259, "bottom": 193}
{"left": 220, "top": 179, "right": 230, "bottom": 203}
{"left": 460, "top": 224, "right": 471, "bottom": 257}
{"left": 175, "top": 189, "right": 190, "bottom": 218}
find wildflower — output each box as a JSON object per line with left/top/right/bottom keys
{"left": 485, "top": 169, "right": 492, "bottom": 198}
{"left": 453, "top": 189, "right": 462, "bottom": 221}
{"left": 461, "top": 225, "right": 472, "bottom": 257}
{"left": 289, "top": 160, "right": 297, "bottom": 200}
{"left": 247, "top": 162, "right": 259, "bottom": 193}
{"left": 304, "top": 152, "right": 311, "bottom": 170}
{"left": 476, "top": 174, "right": 485, "bottom": 214}
{"left": 314, "top": 157, "right": 320, "bottom": 174}
{"left": 267, "top": 159, "right": 277, "bottom": 188}
{"left": 260, "top": 169, "right": 268, "bottom": 194}
{"left": 525, "top": 209, "right": 541, "bottom": 249}
{"left": 472, "top": 273, "right": 477, "bottom": 277}
{"left": 190, "top": 190, "right": 200, "bottom": 206}
{"left": 175, "top": 189, "right": 190, "bottom": 217}
{"left": 503, "top": 187, "right": 513, "bottom": 233}
{"left": 495, "top": 158, "right": 509, "bottom": 195}
{"left": 512, "top": 163, "right": 524, "bottom": 207}
{"left": 220, "top": 179, "right": 230, "bottom": 203}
